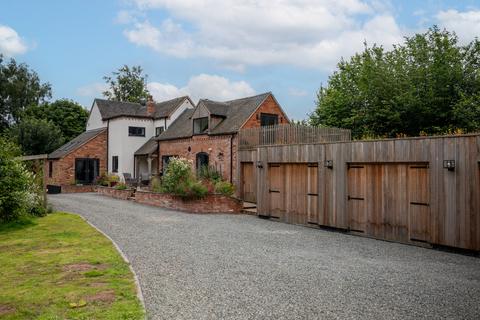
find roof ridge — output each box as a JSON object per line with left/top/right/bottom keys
{"left": 224, "top": 91, "right": 271, "bottom": 103}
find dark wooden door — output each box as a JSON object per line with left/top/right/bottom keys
{"left": 241, "top": 162, "right": 256, "bottom": 203}
{"left": 75, "top": 158, "right": 99, "bottom": 185}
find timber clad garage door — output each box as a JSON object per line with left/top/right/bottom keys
{"left": 241, "top": 162, "right": 256, "bottom": 203}
{"left": 268, "top": 163, "right": 318, "bottom": 225}
{"left": 347, "top": 163, "right": 430, "bottom": 244}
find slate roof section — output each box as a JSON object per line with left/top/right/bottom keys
{"left": 48, "top": 127, "right": 106, "bottom": 159}
{"left": 157, "top": 92, "right": 272, "bottom": 141}
{"left": 94, "top": 96, "right": 191, "bottom": 120}
{"left": 134, "top": 137, "right": 158, "bottom": 155}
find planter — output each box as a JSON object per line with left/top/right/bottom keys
{"left": 96, "top": 186, "right": 135, "bottom": 200}
{"left": 134, "top": 191, "right": 243, "bottom": 213}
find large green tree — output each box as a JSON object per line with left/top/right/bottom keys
{"left": 309, "top": 27, "right": 480, "bottom": 138}
{"left": 103, "top": 65, "right": 149, "bottom": 103}
{"left": 24, "top": 99, "right": 89, "bottom": 141}
{"left": 0, "top": 55, "right": 51, "bottom": 132}
{"left": 9, "top": 118, "right": 64, "bottom": 155}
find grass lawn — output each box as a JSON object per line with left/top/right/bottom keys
{"left": 0, "top": 212, "right": 144, "bottom": 319}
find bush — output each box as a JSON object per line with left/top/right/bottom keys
{"left": 214, "top": 181, "right": 235, "bottom": 196}
{"left": 96, "top": 173, "right": 109, "bottom": 186}
{"left": 114, "top": 183, "right": 127, "bottom": 190}
{"left": 188, "top": 181, "right": 208, "bottom": 198}
{"left": 161, "top": 157, "right": 208, "bottom": 199}
{"left": 198, "top": 165, "right": 222, "bottom": 183}
{"left": 0, "top": 137, "right": 39, "bottom": 223}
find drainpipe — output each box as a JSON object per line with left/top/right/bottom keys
{"left": 106, "top": 120, "right": 109, "bottom": 174}
{"left": 230, "top": 134, "right": 234, "bottom": 183}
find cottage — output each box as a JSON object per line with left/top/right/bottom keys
{"left": 156, "top": 92, "right": 289, "bottom": 186}
{"left": 45, "top": 95, "right": 194, "bottom": 189}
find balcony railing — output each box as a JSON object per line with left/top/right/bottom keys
{"left": 238, "top": 124, "right": 351, "bottom": 150}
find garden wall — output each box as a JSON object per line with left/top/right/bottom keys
{"left": 96, "top": 186, "right": 135, "bottom": 200}
{"left": 135, "top": 191, "right": 243, "bottom": 213}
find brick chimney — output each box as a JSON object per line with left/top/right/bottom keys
{"left": 147, "top": 95, "right": 155, "bottom": 115}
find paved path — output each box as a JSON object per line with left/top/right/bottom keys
{"left": 49, "top": 193, "right": 480, "bottom": 320}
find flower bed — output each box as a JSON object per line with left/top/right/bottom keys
{"left": 134, "top": 190, "right": 243, "bottom": 213}
{"left": 96, "top": 186, "right": 135, "bottom": 200}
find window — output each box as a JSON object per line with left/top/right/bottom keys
{"left": 196, "top": 152, "right": 209, "bottom": 170}
{"left": 112, "top": 156, "right": 118, "bottom": 173}
{"left": 161, "top": 155, "right": 177, "bottom": 174}
{"left": 260, "top": 113, "right": 278, "bottom": 126}
{"left": 193, "top": 117, "right": 209, "bottom": 134}
{"left": 129, "top": 126, "right": 146, "bottom": 137}
{"left": 156, "top": 126, "right": 164, "bottom": 137}
{"left": 48, "top": 161, "right": 53, "bottom": 178}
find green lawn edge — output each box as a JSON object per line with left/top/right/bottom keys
{"left": 0, "top": 212, "right": 145, "bottom": 320}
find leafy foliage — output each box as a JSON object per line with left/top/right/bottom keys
{"left": 114, "top": 183, "right": 128, "bottom": 190}
{"left": 23, "top": 99, "right": 89, "bottom": 141}
{"left": 161, "top": 158, "right": 209, "bottom": 199}
{"left": 0, "top": 137, "right": 39, "bottom": 222}
{"left": 197, "top": 165, "right": 223, "bottom": 183}
{"left": 214, "top": 181, "right": 235, "bottom": 196}
{"left": 103, "top": 65, "right": 150, "bottom": 103}
{"left": 9, "top": 117, "right": 65, "bottom": 155}
{"left": 309, "top": 27, "right": 480, "bottom": 138}
{"left": 0, "top": 55, "right": 51, "bottom": 132}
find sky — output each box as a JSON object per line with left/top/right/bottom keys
{"left": 1, "top": 0, "right": 480, "bottom": 120}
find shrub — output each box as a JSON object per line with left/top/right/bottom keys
{"left": 214, "top": 181, "right": 235, "bottom": 196}
{"left": 114, "top": 183, "right": 127, "bottom": 190}
{"left": 161, "top": 158, "right": 208, "bottom": 199}
{"left": 0, "top": 137, "right": 38, "bottom": 223}
{"left": 188, "top": 181, "right": 208, "bottom": 198}
{"left": 151, "top": 176, "right": 162, "bottom": 193}
{"left": 198, "top": 165, "right": 222, "bottom": 183}
{"left": 96, "top": 173, "right": 109, "bottom": 186}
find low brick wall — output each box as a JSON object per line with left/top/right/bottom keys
{"left": 134, "top": 191, "right": 243, "bottom": 213}
{"left": 60, "top": 185, "right": 96, "bottom": 193}
{"left": 96, "top": 186, "right": 135, "bottom": 200}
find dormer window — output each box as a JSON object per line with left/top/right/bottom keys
{"left": 193, "top": 117, "right": 208, "bottom": 134}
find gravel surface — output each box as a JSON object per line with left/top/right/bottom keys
{"left": 50, "top": 193, "right": 480, "bottom": 320}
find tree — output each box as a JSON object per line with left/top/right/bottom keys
{"left": 24, "top": 99, "right": 89, "bottom": 141}
{"left": 9, "top": 118, "right": 64, "bottom": 155}
{"left": 0, "top": 55, "right": 51, "bottom": 132}
{"left": 309, "top": 27, "right": 480, "bottom": 138}
{"left": 0, "top": 137, "right": 37, "bottom": 222}
{"left": 103, "top": 65, "right": 149, "bottom": 103}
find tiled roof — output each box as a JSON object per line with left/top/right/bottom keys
{"left": 134, "top": 137, "right": 158, "bottom": 155}
{"left": 94, "top": 96, "right": 190, "bottom": 120}
{"left": 48, "top": 128, "right": 106, "bottom": 159}
{"left": 157, "top": 92, "right": 271, "bottom": 140}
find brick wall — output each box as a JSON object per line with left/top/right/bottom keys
{"left": 135, "top": 191, "right": 243, "bottom": 213}
{"left": 96, "top": 186, "right": 135, "bottom": 200}
{"left": 159, "top": 134, "right": 238, "bottom": 185}
{"left": 44, "top": 131, "right": 107, "bottom": 186}
{"left": 241, "top": 95, "right": 289, "bottom": 129}
{"left": 60, "top": 185, "right": 96, "bottom": 193}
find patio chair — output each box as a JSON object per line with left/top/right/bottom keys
{"left": 123, "top": 173, "right": 138, "bottom": 187}
{"left": 140, "top": 173, "right": 150, "bottom": 186}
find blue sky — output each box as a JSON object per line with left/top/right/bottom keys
{"left": 1, "top": 0, "right": 479, "bottom": 120}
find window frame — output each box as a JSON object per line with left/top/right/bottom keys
{"left": 128, "top": 126, "right": 146, "bottom": 137}
{"left": 193, "top": 117, "right": 209, "bottom": 135}
{"left": 112, "top": 156, "right": 119, "bottom": 173}
{"left": 48, "top": 161, "right": 53, "bottom": 178}
{"left": 260, "top": 113, "right": 279, "bottom": 127}
{"left": 155, "top": 126, "right": 165, "bottom": 137}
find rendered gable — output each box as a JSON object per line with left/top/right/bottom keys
{"left": 86, "top": 102, "right": 107, "bottom": 130}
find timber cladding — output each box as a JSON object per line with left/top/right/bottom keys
{"left": 238, "top": 134, "right": 480, "bottom": 251}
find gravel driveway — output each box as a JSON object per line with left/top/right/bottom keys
{"left": 49, "top": 193, "right": 480, "bottom": 320}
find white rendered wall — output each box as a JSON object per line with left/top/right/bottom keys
{"left": 108, "top": 117, "right": 155, "bottom": 176}
{"left": 166, "top": 99, "right": 194, "bottom": 127}
{"left": 86, "top": 102, "right": 107, "bottom": 130}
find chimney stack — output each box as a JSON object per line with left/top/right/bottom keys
{"left": 147, "top": 95, "right": 155, "bottom": 115}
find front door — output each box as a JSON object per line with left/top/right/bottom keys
{"left": 75, "top": 158, "right": 99, "bottom": 185}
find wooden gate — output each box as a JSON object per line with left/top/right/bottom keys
{"left": 307, "top": 164, "right": 319, "bottom": 224}
{"left": 347, "top": 164, "right": 367, "bottom": 233}
{"left": 241, "top": 162, "right": 256, "bottom": 203}
{"left": 408, "top": 164, "right": 430, "bottom": 242}
{"left": 347, "top": 163, "right": 430, "bottom": 244}
{"left": 268, "top": 164, "right": 284, "bottom": 219}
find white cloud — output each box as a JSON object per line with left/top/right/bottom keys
{"left": 437, "top": 10, "right": 480, "bottom": 44}
{"left": 147, "top": 74, "right": 255, "bottom": 102}
{"left": 77, "top": 82, "right": 109, "bottom": 97}
{"left": 0, "top": 25, "right": 28, "bottom": 56}
{"left": 122, "top": 0, "right": 404, "bottom": 70}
